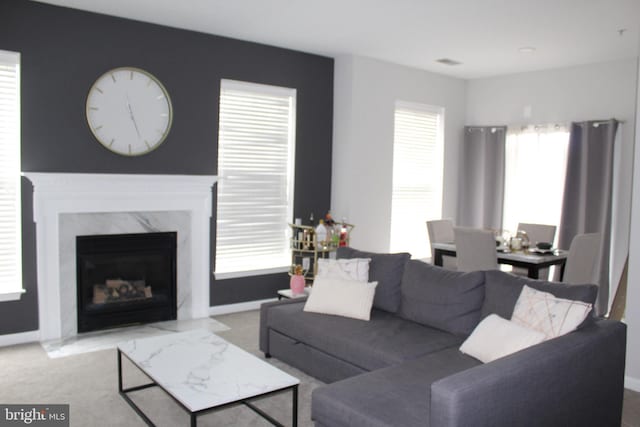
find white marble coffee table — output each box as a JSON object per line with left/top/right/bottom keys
{"left": 117, "top": 329, "right": 299, "bottom": 426}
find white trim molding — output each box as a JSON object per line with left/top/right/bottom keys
{"left": 209, "top": 298, "right": 277, "bottom": 316}
{"left": 214, "top": 266, "right": 289, "bottom": 281}
{"left": 23, "top": 172, "right": 217, "bottom": 341}
{"left": 625, "top": 376, "right": 640, "bottom": 392}
{"left": 0, "top": 330, "right": 39, "bottom": 347}
{"left": 0, "top": 289, "right": 25, "bottom": 302}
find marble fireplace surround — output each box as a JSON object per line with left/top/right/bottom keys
{"left": 23, "top": 173, "right": 218, "bottom": 341}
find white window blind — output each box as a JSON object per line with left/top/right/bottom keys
{"left": 502, "top": 125, "right": 570, "bottom": 243}
{"left": 215, "top": 80, "right": 296, "bottom": 278}
{"left": 390, "top": 101, "right": 444, "bottom": 259}
{"left": 0, "top": 50, "right": 22, "bottom": 300}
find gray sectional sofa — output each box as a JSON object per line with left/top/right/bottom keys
{"left": 259, "top": 247, "right": 627, "bottom": 427}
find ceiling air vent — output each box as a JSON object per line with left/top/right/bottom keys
{"left": 436, "top": 58, "right": 462, "bottom": 66}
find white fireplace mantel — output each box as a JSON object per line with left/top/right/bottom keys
{"left": 23, "top": 172, "right": 218, "bottom": 341}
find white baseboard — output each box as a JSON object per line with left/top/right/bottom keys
{"left": 0, "top": 330, "right": 40, "bottom": 347}
{"left": 209, "top": 298, "right": 277, "bottom": 316}
{"left": 625, "top": 375, "right": 640, "bottom": 392}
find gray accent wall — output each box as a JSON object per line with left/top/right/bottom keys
{"left": 0, "top": 0, "right": 333, "bottom": 335}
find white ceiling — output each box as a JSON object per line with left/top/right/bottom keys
{"left": 34, "top": 0, "right": 640, "bottom": 79}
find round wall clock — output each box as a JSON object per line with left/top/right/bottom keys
{"left": 86, "top": 67, "right": 173, "bottom": 156}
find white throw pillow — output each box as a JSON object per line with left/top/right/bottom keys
{"left": 459, "top": 314, "right": 546, "bottom": 363}
{"left": 511, "top": 285, "right": 592, "bottom": 339}
{"left": 316, "top": 258, "right": 371, "bottom": 282}
{"left": 303, "top": 276, "right": 378, "bottom": 321}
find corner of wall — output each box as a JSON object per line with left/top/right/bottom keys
{"left": 626, "top": 376, "right": 640, "bottom": 392}
{"left": 625, "top": 54, "right": 640, "bottom": 387}
{"left": 331, "top": 55, "right": 355, "bottom": 221}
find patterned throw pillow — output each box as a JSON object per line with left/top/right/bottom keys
{"left": 511, "top": 285, "right": 592, "bottom": 339}
{"left": 316, "top": 258, "right": 371, "bottom": 283}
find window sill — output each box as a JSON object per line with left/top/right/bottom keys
{"left": 0, "top": 289, "right": 26, "bottom": 302}
{"left": 214, "top": 266, "right": 289, "bottom": 281}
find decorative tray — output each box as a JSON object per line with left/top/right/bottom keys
{"left": 528, "top": 248, "right": 555, "bottom": 255}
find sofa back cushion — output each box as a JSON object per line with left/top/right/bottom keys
{"left": 481, "top": 270, "right": 598, "bottom": 327}
{"left": 337, "top": 247, "right": 410, "bottom": 313}
{"left": 398, "top": 260, "right": 485, "bottom": 336}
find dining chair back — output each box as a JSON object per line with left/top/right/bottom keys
{"left": 453, "top": 227, "right": 498, "bottom": 272}
{"left": 562, "top": 233, "right": 602, "bottom": 284}
{"left": 517, "top": 223, "right": 557, "bottom": 247}
{"left": 513, "top": 223, "right": 557, "bottom": 279}
{"left": 427, "top": 219, "right": 456, "bottom": 269}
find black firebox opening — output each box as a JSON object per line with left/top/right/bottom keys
{"left": 76, "top": 232, "right": 177, "bottom": 333}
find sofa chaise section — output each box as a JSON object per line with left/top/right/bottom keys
{"left": 312, "top": 320, "right": 625, "bottom": 427}
{"left": 312, "top": 347, "right": 480, "bottom": 427}
{"left": 429, "top": 319, "right": 626, "bottom": 427}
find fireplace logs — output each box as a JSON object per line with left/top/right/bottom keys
{"left": 93, "top": 279, "right": 153, "bottom": 305}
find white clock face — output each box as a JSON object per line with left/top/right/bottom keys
{"left": 86, "top": 67, "right": 173, "bottom": 156}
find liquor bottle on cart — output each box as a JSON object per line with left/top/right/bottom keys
{"left": 315, "top": 219, "right": 328, "bottom": 250}
{"left": 303, "top": 213, "right": 315, "bottom": 250}
{"left": 339, "top": 218, "right": 349, "bottom": 247}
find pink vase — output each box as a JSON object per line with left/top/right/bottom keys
{"left": 290, "top": 274, "right": 305, "bottom": 295}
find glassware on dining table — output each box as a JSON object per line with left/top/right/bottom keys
{"left": 493, "top": 229, "right": 512, "bottom": 250}
{"left": 516, "top": 230, "right": 530, "bottom": 250}
{"left": 509, "top": 236, "right": 522, "bottom": 251}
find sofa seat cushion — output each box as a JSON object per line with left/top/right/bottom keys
{"left": 398, "top": 260, "right": 485, "bottom": 336}
{"left": 267, "top": 301, "right": 463, "bottom": 371}
{"left": 312, "top": 347, "right": 480, "bottom": 427}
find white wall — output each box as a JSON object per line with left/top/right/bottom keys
{"left": 626, "top": 58, "right": 640, "bottom": 392}
{"left": 466, "top": 59, "right": 638, "bottom": 127}
{"left": 466, "top": 58, "right": 639, "bottom": 390}
{"left": 332, "top": 55, "right": 466, "bottom": 252}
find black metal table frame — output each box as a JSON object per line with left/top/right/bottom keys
{"left": 433, "top": 247, "right": 566, "bottom": 280}
{"left": 118, "top": 349, "right": 298, "bottom": 427}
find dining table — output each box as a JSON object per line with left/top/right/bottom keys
{"left": 431, "top": 242, "right": 568, "bottom": 280}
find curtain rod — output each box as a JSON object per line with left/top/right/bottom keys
{"left": 578, "top": 119, "right": 626, "bottom": 126}
{"left": 467, "top": 119, "right": 625, "bottom": 132}
{"left": 505, "top": 118, "right": 625, "bottom": 130}
{"left": 465, "top": 126, "right": 506, "bottom": 132}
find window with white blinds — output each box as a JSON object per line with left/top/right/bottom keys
{"left": 215, "top": 80, "right": 296, "bottom": 278}
{"left": 389, "top": 101, "right": 444, "bottom": 259}
{"left": 0, "top": 50, "right": 23, "bottom": 300}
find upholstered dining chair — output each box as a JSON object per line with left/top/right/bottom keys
{"left": 453, "top": 227, "right": 498, "bottom": 272}
{"left": 517, "top": 223, "right": 557, "bottom": 247}
{"left": 512, "top": 223, "right": 557, "bottom": 279}
{"left": 562, "top": 233, "right": 602, "bottom": 284}
{"left": 426, "top": 219, "right": 456, "bottom": 270}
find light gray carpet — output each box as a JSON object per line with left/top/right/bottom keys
{"left": 0, "top": 310, "right": 323, "bottom": 426}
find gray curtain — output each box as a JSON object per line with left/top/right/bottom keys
{"left": 457, "top": 126, "right": 507, "bottom": 230}
{"left": 558, "top": 119, "right": 618, "bottom": 315}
